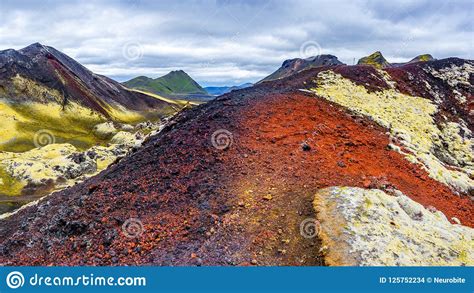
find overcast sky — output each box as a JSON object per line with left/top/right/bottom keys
{"left": 0, "top": 0, "right": 472, "bottom": 86}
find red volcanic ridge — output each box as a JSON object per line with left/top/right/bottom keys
{"left": 0, "top": 57, "right": 472, "bottom": 266}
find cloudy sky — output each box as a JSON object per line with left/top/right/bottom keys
{"left": 0, "top": 0, "right": 472, "bottom": 86}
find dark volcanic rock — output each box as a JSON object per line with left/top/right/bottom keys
{"left": 259, "top": 54, "right": 344, "bottom": 83}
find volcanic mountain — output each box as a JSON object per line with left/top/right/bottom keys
{"left": 259, "top": 54, "right": 344, "bottom": 83}
{"left": 124, "top": 70, "right": 207, "bottom": 96}
{"left": 409, "top": 54, "right": 435, "bottom": 63}
{"left": 391, "top": 54, "right": 436, "bottom": 67}
{"left": 357, "top": 51, "right": 391, "bottom": 68}
{"left": 1, "top": 55, "right": 472, "bottom": 266}
{"left": 0, "top": 43, "right": 182, "bottom": 152}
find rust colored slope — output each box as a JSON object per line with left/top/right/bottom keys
{"left": 231, "top": 92, "right": 473, "bottom": 226}
{"left": 0, "top": 87, "right": 472, "bottom": 266}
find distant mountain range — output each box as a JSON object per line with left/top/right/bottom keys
{"left": 204, "top": 83, "right": 253, "bottom": 96}
{"left": 259, "top": 52, "right": 438, "bottom": 83}
{"left": 124, "top": 72, "right": 255, "bottom": 100}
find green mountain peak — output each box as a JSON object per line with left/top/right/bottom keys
{"left": 357, "top": 51, "right": 390, "bottom": 68}
{"left": 409, "top": 54, "right": 435, "bottom": 63}
{"left": 123, "top": 70, "right": 206, "bottom": 95}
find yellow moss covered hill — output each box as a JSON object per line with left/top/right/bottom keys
{"left": 311, "top": 70, "right": 473, "bottom": 193}
{"left": 0, "top": 76, "right": 183, "bottom": 198}
{"left": 410, "top": 54, "right": 434, "bottom": 62}
{"left": 0, "top": 74, "right": 182, "bottom": 153}
{"left": 357, "top": 51, "right": 390, "bottom": 68}
{"left": 0, "top": 122, "right": 163, "bottom": 197}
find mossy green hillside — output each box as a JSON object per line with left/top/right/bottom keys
{"left": 123, "top": 70, "right": 207, "bottom": 95}
{"left": 410, "top": 54, "right": 434, "bottom": 63}
{"left": 357, "top": 51, "right": 390, "bottom": 68}
{"left": 0, "top": 167, "right": 25, "bottom": 196}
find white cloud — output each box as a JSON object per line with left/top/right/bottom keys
{"left": 0, "top": 0, "right": 472, "bottom": 86}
